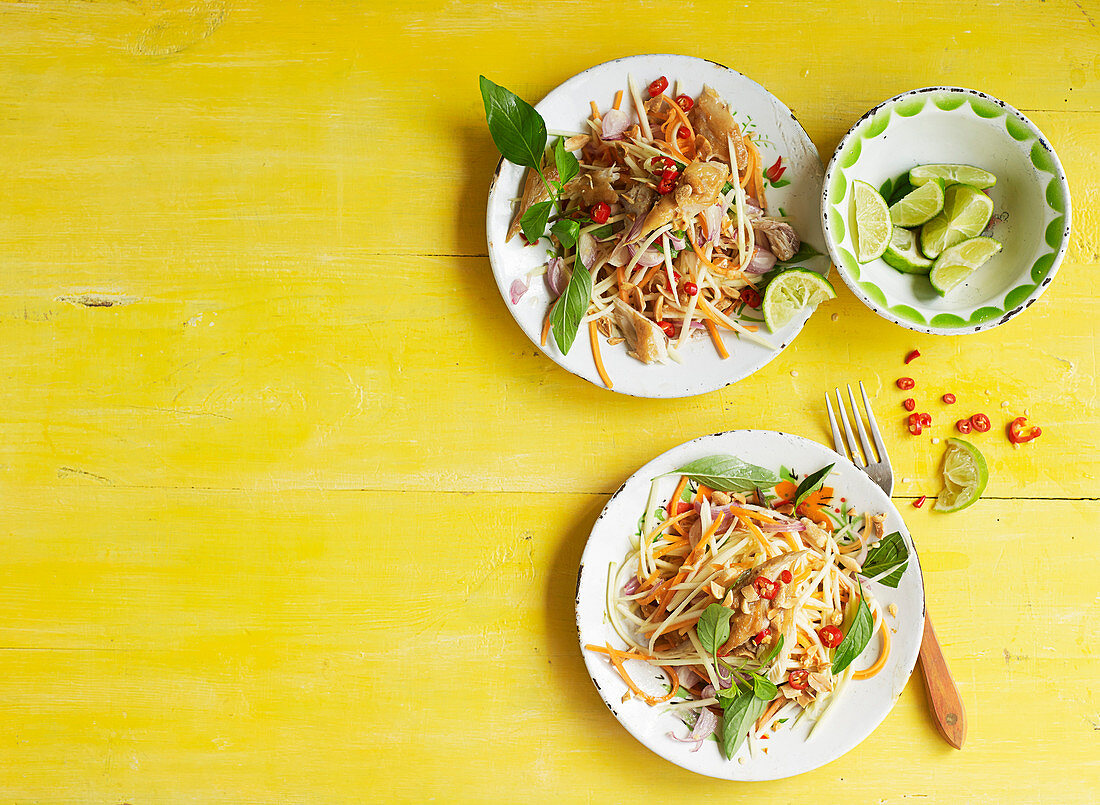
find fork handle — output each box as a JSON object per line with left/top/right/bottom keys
{"left": 918, "top": 612, "right": 967, "bottom": 749}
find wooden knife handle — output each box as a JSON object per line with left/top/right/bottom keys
{"left": 919, "top": 612, "right": 967, "bottom": 749}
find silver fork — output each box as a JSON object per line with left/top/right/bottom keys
{"left": 826, "top": 382, "right": 967, "bottom": 750}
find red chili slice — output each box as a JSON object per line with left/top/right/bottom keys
{"left": 683, "top": 281, "right": 698, "bottom": 296}
{"left": 590, "top": 202, "right": 610, "bottom": 224}
{"left": 753, "top": 576, "right": 778, "bottom": 600}
{"left": 754, "top": 628, "right": 771, "bottom": 643}
{"left": 674, "top": 94, "right": 694, "bottom": 112}
{"left": 905, "top": 349, "right": 921, "bottom": 364}
{"left": 913, "top": 495, "right": 927, "bottom": 508}
{"left": 942, "top": 393, "right": 957, "bottom": 404}
{"left": 1008, "top": 416, "right": 1042, "bottom": 444}
{"left": 897, "top": 377, "right": 915, "bottom": 390}
{"left": 647, "top": 76, "right": 669, "bottom": 97}
{"left": 970, "top": 413, "right": 991, "bottom": 432}
{"left": 903, "top": 398, "right": 916, "bottom": 411}
{"left": 918, "top": 412, "right": 932, "bottom": 427}
{"left": 788, "top": 670, "right": 809, "bottom": 690}
{"left": 657, "top": 320, "right": 675, "bottom": 337}
{"left": 818, "top": 626, "right": 843, "bottom": 648}
{"left": 779, "top": 570, "right": 793, "bottom": 584}
{"left": 741, "top": 287, "right": 762, "bottom": 308}
{"left": 677, "top": 125, "right": 689, "bottom": 139}
{"left": 956, "top": 419, "right": 972, "bottom": 434}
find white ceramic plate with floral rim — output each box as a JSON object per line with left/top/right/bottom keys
{"left": 486, "top": 54, "right": 829, "bottom": 398}
{"left": 575, "top": 430, "right": 924, "bottom": 781}
{"left": 822, "top": 86, "right": 1071, "bottom": 334}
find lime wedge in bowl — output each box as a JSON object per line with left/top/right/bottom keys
{"left": 889, "top": 178, "right": 945, "bottom": 227}
{"left": 929, "top": 236, "right": 1003, "bottom": 295}
{"left": 935, "top": 438, "right": 989, "bottom": 512}
{"left": 762, "top": 268, "right": 836, "bottom": 332}
{"left": 851, "top": 180, "right": 891, "bottom": 263}
{"left": 909, "top": 163, "right": 997, "bottom": 189}
{"left": 920, "top": 184, "right": 994, "bottom": 258}
{"left": 882, "top": 226, "right": 934, "bottom": 275}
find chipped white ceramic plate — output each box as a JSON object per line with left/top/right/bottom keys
{"left": 486, "top": 54, "right": 829, "bottom": 398}
{"left": 575, "top": 430, "right": 924, "bottom": 780}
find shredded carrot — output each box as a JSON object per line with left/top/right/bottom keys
{"left": 703, "top": 319, "right": 729, "bottom": 359}
{"left": 540, "top": 308, "right": 551, "bottom": 346}
{"left": 613, "top": 90, "right": 623, "bottom": 111}
{"left": 616, "top": 265, "right": 629, "bottom": 301}
{"left": 728, "top": 506, "right": 777, "bottom": 524}
{"left": 590, "top": 100, "right": 600, "bottom": 117}
{"left": 695, "top": 296, "right": 760, "bottom": 333}
{"left": 667, "top": 475, "right": 688, "bottom": 518}
{"left": 853, "top": 618, "right": 892, "bottom": 680}
{"left": 756, "top": 696, "right": 786, "bottom": 731}
{"left": 589, "top": 321, "right": 612, "bottom": 389}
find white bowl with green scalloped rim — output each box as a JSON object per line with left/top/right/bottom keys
{"left": 821, "top": 87, "right": 1071, "bottom": 334}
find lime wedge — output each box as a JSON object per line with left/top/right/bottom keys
{"left": 920, "top": 184, "right": 994, "bottom": 258}
{"left": 851, "top": 181, "right": 891, "bottom": 263}
{"left": 889, "top": 178, "right": 945, "bottom": 227}
{"left": 929, "top": 236, "right": 1003, "bottom": 295}
{"left": 762, "top": 268, "right": 836, "bottom": 331}
{"left": 882, "top": 226, "right": 934, "bottom": 275}
{"left": 909, "top": 164, "right": 997, "bottom": 189}
{"left": 934, "top": 438, "right": 989, "bottom": 513}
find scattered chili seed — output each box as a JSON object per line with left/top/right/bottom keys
{"left": 913, "top": 495, "right": 927, "bottom": 508}
{"left": 590, "top": 202, "right": 610, "bottom": 224}
{"left": 903, "top": 398, "right": 916, "bottom": 411}
{"left": 905, "top": 349, "right": 921, "bottom": 364}
{"left": 897, "top": 377, "right": 915, "bottom": 390}
{"left": 942, "top": 393, "right": 957, "bottom": 404}
{"left": 970, "top": 413, "right": 991, "bottom": 432}
{"left": 674, "top": 94, "right": 694, "bottom": 112}
{"left": 956, "top": 419, "right": 972, "bottom": 434}
{"left": 647, "top": 76, "right": 668, "bottom": 97}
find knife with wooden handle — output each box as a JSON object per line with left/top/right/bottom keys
{"left": 919, "top": 612, "right": 967, "bottom": 749}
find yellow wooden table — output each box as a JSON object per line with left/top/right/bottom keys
{"left": 1, "top": 1, "right": 1097, "bottom": 801}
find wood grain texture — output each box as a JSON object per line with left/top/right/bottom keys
{"left": 0, "top": 0, "right": 1096, "bottom": 801}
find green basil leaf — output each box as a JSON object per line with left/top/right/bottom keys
{"left": 588, "top": 222, "right": 616, "bottom": 239}
{"left": 479, "top": 75, "right": 547, "bottom": 169}
{"left": 671, "top": 455, "right": 781, "bottom": 492}
{"left": 696, "top": 603, "right": 733, "bottom": 655}
{"left": 550, "top": 218, "right": 580, "bottom": 249}
{"left": 553, "top": 137, "right": 579, "bottom": 186}
{"left": 751, "top": 672, "right": 778, "bottom": 701}
{"left": 720, "top": 688, "right": 767, "bottom": 760}
{"left": 549, "top": 264, "right": 591, "bottom": 355}
{"left": 758, "top": 634, "right": 784, "bottom": 667}
{"left": 520, "top": 200, "right": 552, "bottom": 244}
{"left": 862, "top": 530, "right": 910, "bottom": 588}
{"left": 794, "top": 463, "right": 835, "bottom": 507}
{"left": 831, "top": 587, "right": 874, "bottom": 674}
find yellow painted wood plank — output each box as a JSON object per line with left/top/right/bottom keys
{"left": 0, "top": 248, "right": 1093, "bottom": 497}
{"left": 0, "top": 489, "right": 1095, "bottom": 801}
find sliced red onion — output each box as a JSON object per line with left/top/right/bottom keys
{"left": 744, "top": 245, "right": 777, "bottom": 275}
{"left": 759, "top": 519, "right": 807, "bottom": 533}
{"left": 545, "top": 257, "right": 569, "bottom": 297}
{"left": 665, "top": 231, "right": 686, "bottom": 251}
{"left": 676, "top": 667, "right": 703, "bottom": 689}
{"left": 702, "top": 204, "right": 724, "bottom": 244}
{"left": 624, "top": 211, "right": 645, "bottom": 243}
{"left": 626, "top": 242, "right": 665, "bottom": 267}
{"left": 509, "top": 278, "right": 529, "bottom": 304}
{"left": 745, "top": 197, "right": 762, "bottom": 215}
{"left": 622, "top": 576, "right": 641, "bottom": 595}
{"left": 701, "top": 684, "right": 716, "bottom": 699}
{"left": 600, "top": 108, "right": 630, "bottom": 140}
{"left": 577, "top": 230, "right": 598, "bottom": 270}
{"left": 691, "top": 706, "right": 719, "bottom": 742}
{"left": 666, "top": 731, "right": 704, "bottom": 751}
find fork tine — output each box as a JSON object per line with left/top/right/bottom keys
{"left": 825, "top": 393, "right": 846, "bottom": 457}
{"left": 847, "top": 384, "right": 878, "bottom": 463}
{"left": 859, "top": 381, "right": 890, "bottom": 466}
{"left": 834, "top": 387, "right": 866, "bottom": 466}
